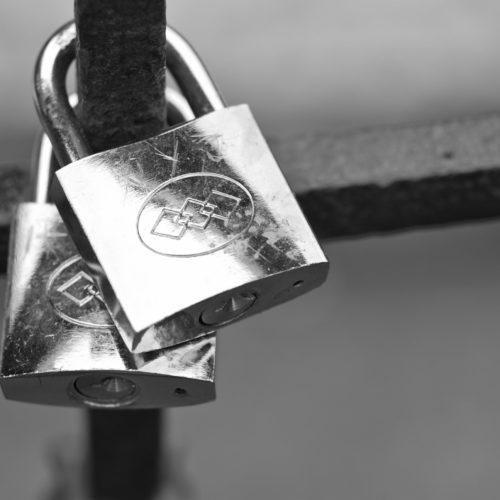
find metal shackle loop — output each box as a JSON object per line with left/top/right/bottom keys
{"left": 31, "top": 87, "right": 194, "bottom": 205}
{"left": 31, "top": 132, "right": 54, "bottom": 204}
{"left": 34, "top": 21, "right": 224, "bottom": 168}
{"left": 31, "top": 93, "right": 80, "bottom": 204}
{"left": 165, "top": 27, "right": 225, "bottom": 116}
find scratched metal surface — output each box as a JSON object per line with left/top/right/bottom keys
{"left": 2, "top": 1, "right": 500, "bottom": 500}
{"left": 1, "top": 203, "right": 216, "bottom": 407}
{"left": 53, "top": 105, "right": 327, "bottom": 351}
{"left": 4, "top": 110, "right": 500, "bottom": 268}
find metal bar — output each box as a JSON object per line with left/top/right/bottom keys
{"left": 74, "top": 0, "right": 168, "bottom": 499}
{"left": 4, "top": 113, "right": 500, "bottom": 271}
{"left": 88, "top": 410, "right": 163, "bottom": 500}
{"left": 75, "top": 0, "right": 168, "bottom": 151}
{"left": 268, "top": 114, "right": 500, "bottom": 238}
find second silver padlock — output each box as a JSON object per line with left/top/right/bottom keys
{"left": 35, "top": 22, "right": 329, "bottom": 353}
{"left": 1, "top": 89, "right": 216, "bottom": 409}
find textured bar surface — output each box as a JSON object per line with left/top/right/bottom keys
{"left": 4, "top": 113, "right": 500, "bottom": 272}
{"left": 76, "top": 0, "right": 168, "bottom": 151}
{"left": 74, "top": 1, "right": 168, "bottom": 499}
{"left": 88, "top": 410, "right": 163, "bottom": 499}
{"left": 272, "top": 113, "right": 500, "bottom": 237}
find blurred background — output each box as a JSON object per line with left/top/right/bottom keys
{"left": 2, "top": 1, "right": 500, "bottom": 499}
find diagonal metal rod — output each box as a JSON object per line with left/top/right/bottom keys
{"left": 74, "top": 1, "right": 167, "bottom": 499}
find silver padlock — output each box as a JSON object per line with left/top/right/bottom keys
{"left": 35, "top": 22, "right": 329, "bottom": 353}
{"left": 0, "top": 90, "right": 216, "bottom": 409}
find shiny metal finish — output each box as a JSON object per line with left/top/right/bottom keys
{"left": 165, "top": 26, "right": 225, "bottom": 115}
{"left": 34, "top": 21, "right": 89, "bottom": 166}
{"left": 72, "top": 374, "right": 138, "bottom": 407}
{"left": 0, "top": 89, "right": 215, "bottom": 408}
{"left": 200, "top": 292, "right": 258, "bottom": 326}
{"left": 31, "top": 89, "right": 194, "bottom": 206}
{"left": 53, "top": 105, "right": 328, "bottom": 353}
{"left": 31, "top": 131, "right": 54, "bottom": 203}
{"left": 1, "top": 203, "right": 216, "bottom": 408}
{"left": 35, "top": 22, "right": 329, "bottom": 353}
{"left": 34, "top": 22, "right": 222, "bottom": 166}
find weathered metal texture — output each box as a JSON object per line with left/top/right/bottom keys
{"left": 75, "top": 0, "right": 168, "bottom": 151}
{"left": 271, "top": 114, "right": 500, "bottom": 238}
{"left": 4, "top": 113, "right": 500, "bottom": 273}
{"left": 52, "top": 105, "right": 328, "bottom": 353}
{"left": 88, "top": 410, "right": 162, "bottom": 500}
{"left": 74, "top": 1, "right": 167, "bottom": 499}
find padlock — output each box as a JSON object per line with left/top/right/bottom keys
{"left": 0, "top": 89, "right": 216, "bottom": 409}
{"left": 35, "top": 22, "right": 329, "bottom": 353}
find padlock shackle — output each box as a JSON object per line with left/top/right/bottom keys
{"left": 166, "top": 27, "right": 225, "bottom": 116}
{"left": 31, "top": 87, "right": 195, "bottom": 204}
{"left": 34, "top": 21, "right": 90, "bottom": 166}
{"left": 31, "top": 131, "right": 54, "bottom": 204}
{"left": 34, "top": 21, "right": 225, "bottom": 167}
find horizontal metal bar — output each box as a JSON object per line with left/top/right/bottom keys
{"left": 3, "top": 113, "right": 500, "bottom": 271}
{"left": 273, "top": 113, "right": 500, "bottom": 237}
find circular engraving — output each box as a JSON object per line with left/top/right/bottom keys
{"left": 137, "top": 173, "right": 255, "bottom": 257}
{"left": 46, "top": 255, "right": 114, "bottom": 329}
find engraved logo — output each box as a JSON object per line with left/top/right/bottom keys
{"left": 137, "top": 173, "right": 254, "bottom": 256}
{"left": 150, "top": 190, "right": 242, "bottom": 240}
{"left": 46, "top": 256, "right": 114, "bottom": 329}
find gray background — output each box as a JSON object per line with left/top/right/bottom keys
{"left": 2, "top": 1, "right": 500, "bottom": 499}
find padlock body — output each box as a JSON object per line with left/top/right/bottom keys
{"left": 0, "top": 203, "right": 216, "bottom": 408}
{"left": 54, "top": 104, "right": 329, "bottom": 352}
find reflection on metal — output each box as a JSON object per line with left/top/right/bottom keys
{"left": 54, "top": 106, "right": 329, "bottom": 353}
{"left": 0, "top": 203, "right": 216, "bottom": 408}
{"left": 71, "top": 374, "right": 138, "bottom": 408}
{"left": 47, "top": 254, "right": 113, "bottom": 328}
{"left": 35, "top": 22, "right": 329, "bottom": 354}
{"left": 0, "top": 86, "right": 215, "bottom": 409}
{"left": 138, "top": 172, "right": 255, "bottom": 255}
{"left": 200, "top": 292, "right": 258, "bottom": 326}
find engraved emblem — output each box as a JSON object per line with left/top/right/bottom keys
{"left": 56, "top": 270, "right": 103, "bottom": 307}
{"left": 150, "top": 190, "right": 242, "bottom": 240}
{"left": 137, "top": 173, "right": 254, "bottom": 256}
{"left": 46, "top": 255, "right": 113, "bottom": 328}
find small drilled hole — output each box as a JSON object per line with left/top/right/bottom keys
{"left": 293, "top": 280, "right": 304, "bottom": 288}
{"left": 174, "top": 387, "right": 188, "bottom": 397}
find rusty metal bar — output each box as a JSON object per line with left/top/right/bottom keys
{"left": 269, "top": 114, "right": 500, "bottom": 238}
{"left": 0, "top": 5, "right": 499, "bottom": 498}
{"left": 5, "top": 113, "right": 500, "bottom": 273}
{"left": 74, "top": 0, "right": 168, "bottom": 499}
{"left": 75, "top": 0, "right": 168, "bottom": 151}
